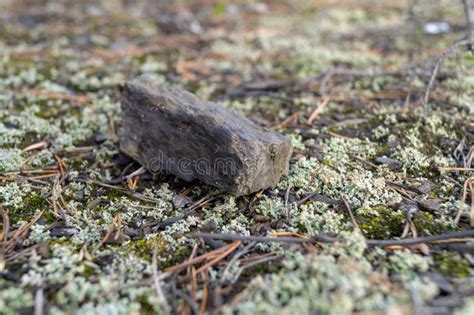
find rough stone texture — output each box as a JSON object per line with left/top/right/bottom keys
{"left": 120, "top": 75, "right": 292, "bottom": 196}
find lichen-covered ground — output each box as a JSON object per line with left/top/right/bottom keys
{"left": 1, "top": 1, "right": 473, "bottom": 314}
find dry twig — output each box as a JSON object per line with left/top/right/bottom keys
{"left": 93, "top": 212, "right": 122, "bottom": 252}
{"left": 34, "top": 287, "right": 44, "bottom": 315}
{"left": 423, "top": 39, "right": 473, "bottom": 115}
{"left": 464, "top": 0, "right": 474, "bottom": 51}
{"left": 340, "top": 194, "right": 362, "bottom": 234}
{"left": 165, "top": 242, "right": 230, "bottom": 274}
{"left": 192, "top": 230, "right": 474, "bottom": 247}
{"left": 152, "top": 250, "right": 171, "bottom": 315}
{"left": 4, "top": 209, "right": 46, "bottom": 253}
{"left": 194, "top": 241, "right": 241, "bottom": 274}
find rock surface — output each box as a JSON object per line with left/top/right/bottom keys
{"left": 120, "top": 75, "right": 292, "bottom": 196}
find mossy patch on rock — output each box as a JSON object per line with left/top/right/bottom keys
{"left": 357, "top": 206, "right": 405, "bottom": 239}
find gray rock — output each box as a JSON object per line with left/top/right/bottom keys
{"left": 50, "top": 227, "right": 78, "bottom": 237}
{"left": 417, "top": 180, "right": 437, "bottom": 194}
{"left": 120, "top": 75, "right": 292, "bottom": 196}
{"left": 172, "top": 194, "right": 192, "bottom": 208}
{"left": 374, "top": 156, "right": 402, "bottom": 169}
{"left": 418, "top": 198, "right": 442, "bottom": 212}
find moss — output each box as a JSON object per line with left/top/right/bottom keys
{"left": 82, "top": 265, "right": 96, "bottom": 279}
{"left": 433, "top": 252, "right": 471, "bottom": 278}
{"left": 125, "top": 236, "right": 169, "bottom": 261}
{"left": 23, "top": 193, "right": 48, "bottom": 209}
{"left": 137, "top": 294, "right": 155, "bottom": 315}
{"left": 357, "top": 206, "right": 405, "bottom": 239}
{"left": 412, "top": 212, "right": 456, "bottom": 237}
{"left": 4, "top": 193, "right": 50, "bottom": 225}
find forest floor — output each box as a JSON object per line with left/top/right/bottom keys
{"left": 0, "top": 1, "right": 473, "bottom": 314}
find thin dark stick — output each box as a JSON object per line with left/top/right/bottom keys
{"left": 150, "top": 194, "right": 221, "bottom": 229}
{"left": 152, "top": 250, "right": 171, "bottom": 315}
{"left": 230, "top": 254, "right": 282, "bottom": 285}
{"left": 340, "top": 194, "right": 361, "bottom": 233}
{"left": 423, "top": 39, "right": 473, "bottom": 115}
{"left": 192, "top": 232, "right": 343, "bottom": 244}
{"left": 284, "top": 184, "right": 292, "bottom": 223}
{"left": 296, "top": 192, "right": 341, "bottom": 207}
{"left": 240, "top": 254, "right": 281, "bottom": 270}
{"left": 34, "top": 287, "right": 44, "bottom": 315}
{"left": 319, "top": 68, "right": 337, "bottom": 96}
{"left": 464, "top": 0, "right": 474, "bottom": 51}
{"left": 75, "top": 178, "right": 161, "bottom": 203}
{"left": 222, "top": 241, "right": 256, "bottom": 279}
{"left": 174, "top": 289, "right": 199, "bottom": 315}
{"left": 191, "top": 229, "right": 474, "bottom": 247}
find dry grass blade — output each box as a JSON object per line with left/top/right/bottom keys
{"left": 94, "top": 212, "right": 122, "bottom": 252}
{"left": 0, "top": 205, "right": 10, "bottom": 242}
{"left": 409, "top": 218, "right": 418, "bottom": 238}
{"left": 200, "top": 271, "right": 208, "bottom": 314}
{"left": 279, "top": 111, "right": 299, "bottom": 127}
{"left": 307, "top": 97, "right": 330, "bottom": 124}
{"left": 240, "top": 253, "right": 280, "bottom": 269}
{"left": 114, "top": 213, "right": 123, "bottom": 241}
{"left": 238, "top": 252, "right": 278, "bottom": 265}
{"left": 230, "top": 253, "right": 281, "bottom": 285}
{"left": 126, "top": 176, "right": 140, "bottom": 191}
{"left": 51, "top": 177, "right": 68, "bottom": 224}
{"left": 16, "top": 89, "right": 91, "bottom": 104}
{"left": 29, "top": 174, "right": 59, "bottom": 180}
{"left": 454, "top": 177, "right": 474, "bottom": 224}
{"left": 340, "top": 194, "right": 362, "bottom": 234}
{"left": 20, "top": 151, "right": 41, "bottom": 168}
{"left": 22, "top": 141, "right": 48, "bottom": 152}
{"left": 59, "top": 194, "right": 75, "bottom": 214}
{"left": 268, "top": 231, "right": 308, "bottom": 238}
{"left": 441, "top": 167, "right": 474, "bottom": 172}
{"left": 5, "top": 209, "right": 46, "bottom": 253}
{"left": 221, "top": 241, "right": 256, "bottom": 281}
{"left": 470, "top": 180, "right": 474, "bottom": 227}
{"left": 401, "top": 222, "right": 410, "bottom": 239}
{"left": 194, "top": 240, "right": 241, "bottom": 274}
{"left": 165, "top": 243, "right": 230, "bottom": 273}
{"left": 191, "top": 266, "right": 198, "bottom": 303}
{"left": 3, "top": 167, "right": 58, "bottom": 176}
{"left": 54, "top": 154, "right": 68, "bottom": 177}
